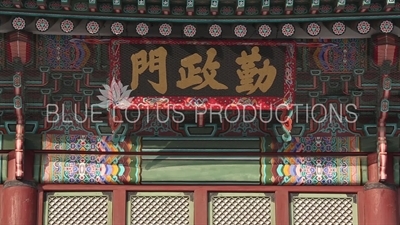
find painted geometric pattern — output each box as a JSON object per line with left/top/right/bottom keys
{"left": 262, "top": 137, "right": 360, "bottom": 153}
{"left": 45, "top": 193, "right": 111, "bottom": 225}
{"left": 36, "top": 35, "right": 108, "bottom": 70}
{"left": 0, "top": 34, "right": 4, "bottom": 69}
{"left": 210, "top": 194, "right": 273, "bottom": 225}
{"left": 36, "top": 136, "right": 363, "bottom": 185}
{"left": 35, "top": 153, "right": 141, "bottom": 184}
{"left": 43, "top": 135, "right": 141, "bottom": 152}
{"left": 261, "top": 156, "right": 361, "bottom": 185}
{"left": 129, "top": 193, "right": 193, "bottom": 225}
{"left": 298, "top": 39, "right": 368, "bottom": 72}
{"left": 291, "top": 194, "right": 357, "bottom": 224}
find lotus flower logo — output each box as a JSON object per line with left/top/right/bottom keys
{"left": 97, "top": 78, "right": 134, "bottom": 110}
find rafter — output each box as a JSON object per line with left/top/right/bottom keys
{"left": 61, "top": 0, "right": 70, "bottom": 10}
{"left": 138, "top": 0, "right": 146, "bottom": 14}
{"left": 186, "top": 0, "right": 194, "bottom": 15}
{"left": 162, "top": 0, "right": 170, "bottom": 15}
{"left": 285, "top": 0, "right": 294, "bottom": 14}
{"left": 359, "top": 0, "right": 370, "bottom": 12}
{"left": 261, "top": 0, "right": 270, "bottom": 15}
{"left": 236, "top": 0, "right": 245, "bottom": 15}
{"left": 335, "top": 0, "right": 346, "bottom": 13}
{"left": 310, "top": 0, "right": 320, "bottom": 14}
{"left": 113, "top": 0, "right": 122, "bottom": 13}
{"left": 89, "top": 0, "right": 97, "bottom": 12}
{"left": 211, "top": 0, "right": 219, "bottom": 15}
{"left": 384, "top": 0, "right": 395, "bottom": 11}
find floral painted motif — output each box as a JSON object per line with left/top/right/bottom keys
{"left": 60, "top": 19, "right": 74, "bottom": 33}
{"left": 196, "top": 6, "right": 209, "bottom": 15}
{"left": 258, "top": 24, "right": 272, "bottom": 37}
{"left": 147, "top": 5, "right": 161, "bottom": 14}
{"left": 12, "top": 17, "right": 25, "bottom": 30}
{"left": 209, "top": 24, "right": 222, "bottom": 37}
{"left": 99, "top": 3, "right": 112, "bottom": 12}
{"left": 183, "top": 24, "right": 196, "bottom": 37}
{"left": 244, "top": 6, "right": 259, "bottom": 15}
{"left": 172, "top": 6, "right": 185, "bottom": 15}
{"left": 123, "top": 4, "right": 137, "bottom": 13}
{"left": 36, "top": 18, "right": 50, "bottom": 32}
{"left": 159, "top": 23, "right": 172, "bottom": 36}
{"left": 111, "top": 22, "right": 124, "bottom": 35}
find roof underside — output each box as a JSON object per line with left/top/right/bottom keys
{"left": 0, "top": 0, "right": 399, "bottom": 23}
{"left": 1, "top": 0, "right": 400, "bottom": 37}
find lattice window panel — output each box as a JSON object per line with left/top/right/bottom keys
{"left": 290, "top": 193, "right": 358, "bottom": 225}
{"left": 43, "top": 192, "right": 112, "bottom": 225}
{"left": 127, "top": 192, "right": 194, "bottom": 225}
{"left": 209, "top": 192, "right": 275, "bottom": 225}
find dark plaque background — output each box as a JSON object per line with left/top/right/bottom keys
{"left": 120, "top": 43, "right": 286, "bottom": 97}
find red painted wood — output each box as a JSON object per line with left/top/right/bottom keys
{"left": 275, "top": 190, "right": 290, "bottom": 224}
{"left": 112, "top": 189, "right": 127, "bottom": 225}
{"left": 194, "top": 187, "right": 208, "bottom": 225}
{"left": 364, "top": 186, "right": 398, "bottom": 225}
{"left": 37, "top": 186, "right": 44, "bottom": 225}
{"left": 1, "top": 183, "right": 38, "bottom": 225}
{"left": 357, "top": 190, "right": 365, "bottom": 225}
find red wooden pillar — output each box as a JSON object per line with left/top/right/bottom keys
{"left": 0, "top": 151, "right": 38, "bottom": 225}
{"left": 364, "top": 153, "right": 399, "bottom": 225}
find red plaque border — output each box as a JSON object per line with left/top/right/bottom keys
{"left": 109, "top": 38, "right": 296, "bottom": 110}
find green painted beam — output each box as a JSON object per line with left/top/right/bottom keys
{"left": 0, "top": 10, "right": 400, "bottom": 23}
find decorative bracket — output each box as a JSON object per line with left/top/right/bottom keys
{"left": 280, "top": 104, "right": 294, "bottom": 142}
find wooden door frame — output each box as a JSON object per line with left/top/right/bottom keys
{"left": 36, "top": 184, "right": 365, "bottom": 225}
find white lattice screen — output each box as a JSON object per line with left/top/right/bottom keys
{"left": 209, "top": 192, "right": 275, "bottom": 225}
{"left": 43, "top": 192, "right": 112, "bottom": 225}
{"left": 290, "top": 193, "right": 358, "bottom": 225}
{"left": 127, "top": 192, "right": 194, "bottom": 225}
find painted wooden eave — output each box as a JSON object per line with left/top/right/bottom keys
{"left": 1, "top": 9, "right": 400, "bottom": 23}
{"left": 0, "top": 0, "right": 399, "bottom": 23}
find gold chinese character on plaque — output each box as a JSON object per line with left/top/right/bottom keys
{"left": 177, "top": 48, "right": 228, "bottom": 90}
{"left": 130, "top": 47, "right": 168, "bottom": 94}
{"left": 235, "top": 46, "right": 277, "bottom": 95}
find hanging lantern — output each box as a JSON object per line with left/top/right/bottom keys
{"left": 371, "top": 34, "right": 400, "bottom": 69}
{"left": 7, "top": 31, "right": 31, "bottom": 66}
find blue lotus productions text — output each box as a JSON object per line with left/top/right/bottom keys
{"left": 45, "top": 103, "right": 359, "bottom": 124}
